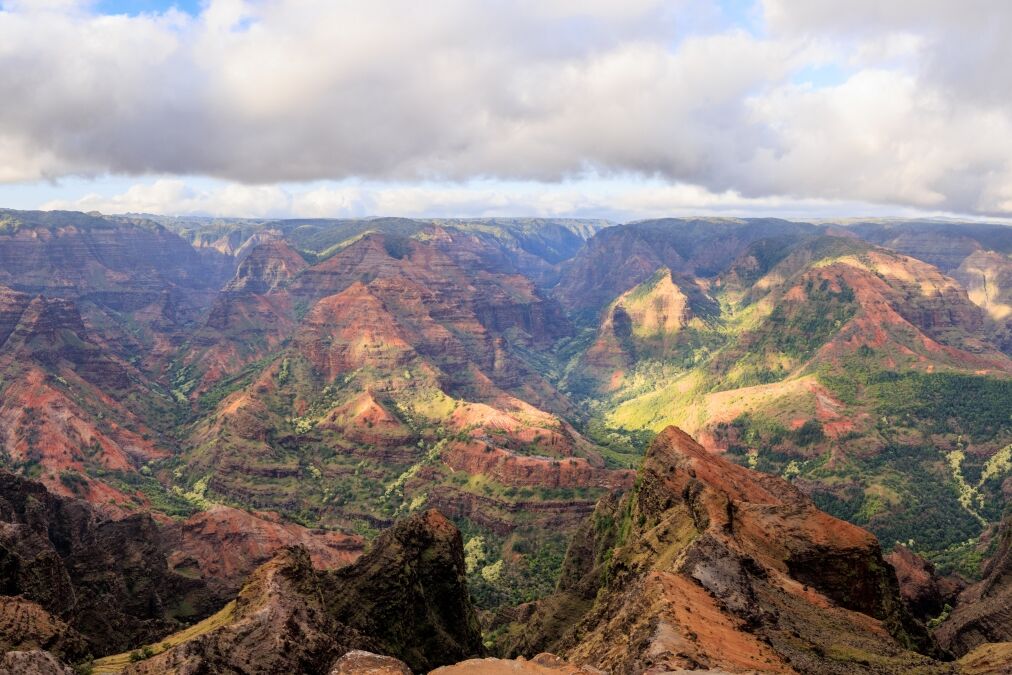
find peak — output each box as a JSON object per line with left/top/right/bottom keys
{"left": 639, "top": 425, "right": 808, "bottom": 517}
{"left": 417, "top": 507, "right": 457, "bottom": 535}
{"left": 642, "top": 424, "right": 707, "bottom": 468}
{"left": 386, "top": 508, "right": 460, "bottom": 548}
{"left": 643, "top": 425, "right": 730, "bottom": 476}
{"left": 652, "top": 424, "right": 706, "bottom": 454}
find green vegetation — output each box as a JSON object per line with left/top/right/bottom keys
{"left": 869, "top": 372, "right": 1012, "bottom": 441}
{"left": 456, "top": 519, "right": 569, "bottom": 608}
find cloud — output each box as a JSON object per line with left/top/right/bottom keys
{"left": 6, "top": 0, "right": 1012, "bottom": 215}
{"left": 41, "top": 175, "right": 974, "bottom": 222}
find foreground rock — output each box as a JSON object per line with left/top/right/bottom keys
{"left": 506, "top": 426, "right": 946, "bottom": 673}
{"left": 117, "top": 509, "right": 483, "bottom": 674}
{"left": 328, "top": 650, "right": 412, "bottom": 674}
{"left": 431, "top": 653, "right": 603, "bottom": 674}
{"left": 322, "top": 509, "right": 484, "bottom": 671}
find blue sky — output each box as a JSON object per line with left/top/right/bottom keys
{"left": 94, "top": 0, "right": 201, "bottom": 15}
{"left": 1, "top": 1, "right": 1011, "bottom": 220}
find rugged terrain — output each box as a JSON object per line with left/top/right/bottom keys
{"left": 499, "top": 427, "right": 944, "bottom": 673}
{"left": 2, "top": 210, "right": 1012, "bottom": 672}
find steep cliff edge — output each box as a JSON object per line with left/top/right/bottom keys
{"left": 507, "top": 427, "right": 945, "bottom": 673}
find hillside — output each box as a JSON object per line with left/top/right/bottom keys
{"left": 567, "top": 232, "right": 1012, "bottom": 571}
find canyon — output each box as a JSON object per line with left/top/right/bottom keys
{"left": 1, "top": 210, "right": 1011, "bottom": 672}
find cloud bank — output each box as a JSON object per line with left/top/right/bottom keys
{"left": 4, "top": 0, "right": 1012, "bottom": 216}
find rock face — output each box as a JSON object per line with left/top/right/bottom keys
{"left": 224, "top": 237, "right": 308, "bottom": 294}
{"left": 0, "top": 211, "right": 224, "bottom": 299}
{"left": 886, "top": 545, "right": 964, "bottom": 622}
{"left": 508, "top": 427, "right": 942, "bottom": 673}
{"left": 322, "top": 509, "right": 484, "bottom": 672}
{"left": 0, "top": 597, "right": 88, "bottom": 663}
{"left": 121, "top": 509, "right": 483, "bottom": 674}
{"left": 0, "top": 472, "right": 365, "bottom": 665}
{"left": 579, "top": 268, "right": 717, "bottom": 392}
{"left": 952, "top": 249, "right": 1012, "bottom": 352}
{"left": 936, "top": 516, "right": 1012, "bottom": 655}
{"left": 0, "top": 471, "right": 217, "bottom": 656}
{"left": 124, "top": 546, "right": 360, "bottom": 675}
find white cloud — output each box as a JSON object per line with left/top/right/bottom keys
{"left": 7, "top": 0, "right": 1012, "bottom": 215}
{"left": 41, "top": 175, "right": 989, "bottom": 223}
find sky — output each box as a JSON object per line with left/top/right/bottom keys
{"left": 1, "top": 0, "right": 1011, "bottom": 221}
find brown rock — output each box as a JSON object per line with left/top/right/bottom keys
{"left": 430, "top": 654, "right": 602, "bottom": 674}
{"left": 166, "top": 504, "right": 364, "bottom": 596}
{"left": 329, "top": 650, "right": 412, "bottom": 674}
{"left": 0, "top": 649, "right": 74, "bottom": 675}
{"left": 0, "top": 471, "right": 217, "bottom": 656}
{"left": 522, "top": 427, "right": 943, "bottom": 674}
{"left": 887, "top": 545, "right": 965, "bottom": 621}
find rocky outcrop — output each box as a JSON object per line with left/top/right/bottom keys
{"left": 0, "top": 597, "right": 88, "bottom": 663}
{"left": 936, "top": 516, "right": 1012, "bottom": 655}
{"left": 0, "top": 497, "right": 380, "bottom": 672}
{"left": 0, "top": 285, "right": 32, "bottom": 347}
{"left": 0, "top": 293, "right": 134, "bottom": 391}
{"left": 123, "top": 546, "right": 362, "bottom": 675}
{"left": 120, "top": 509, "right": 483, "bottom": 674}
{"left": 295, "top": 283, "right": 417, "bottom": 381}
{"left": 329, "top": 650, "right": 412, "bottom": 674}
{"left": 0, "top": 649, "right": 74, "bottom": 675}
{"left": 322, "top": 509, "right": 484, "bottom": 672}
{"left": 0, "top": 471, "right": 217, "bottom": 656}
{"left": 179, "top": 237, "right": 309, "bottom": 393}
{"left": 510, "top": 427, "right": 943, "bottom": 673}
{"left": 431, "top": 653, "right": 604, "bottom": 674}
{"left": 579, "top": 268, "right": 717, "bottom": 391}
{"left": 953, "top": 249, "right": 1012, "bottom": 352}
